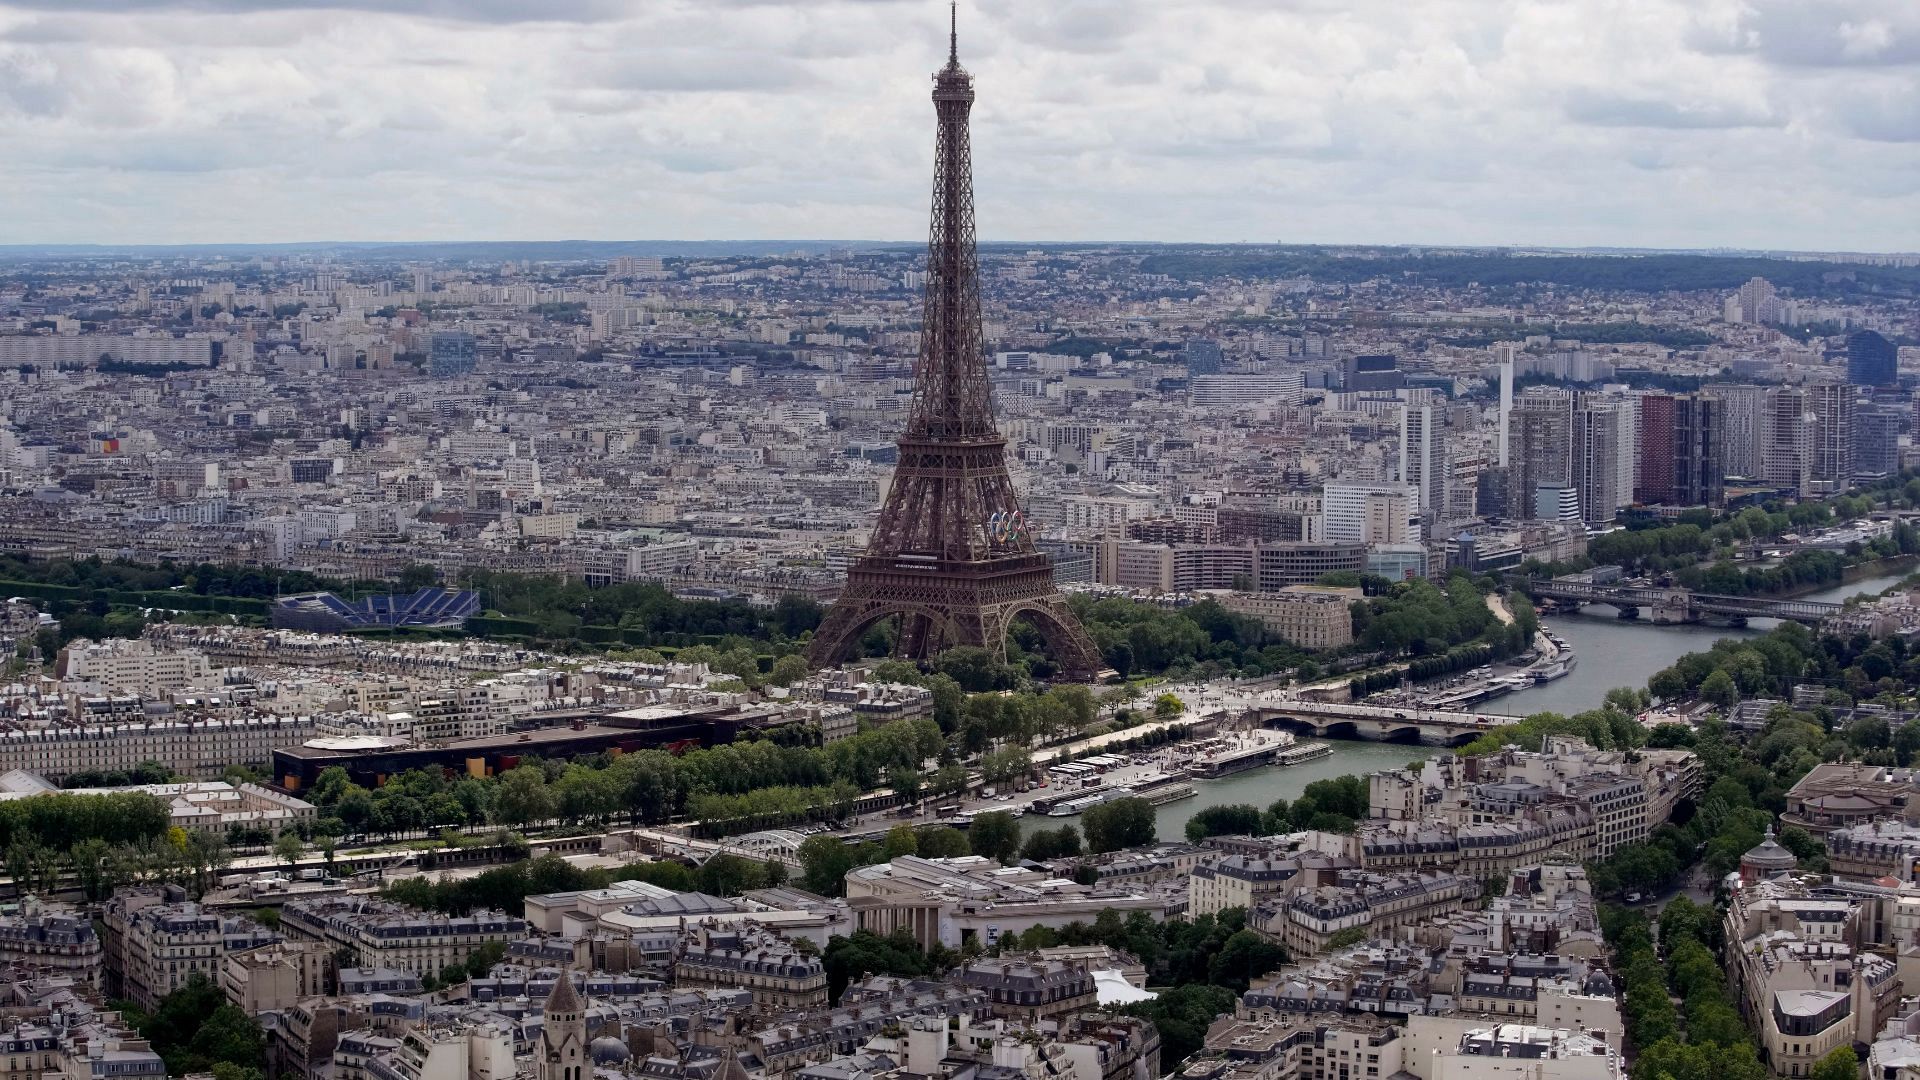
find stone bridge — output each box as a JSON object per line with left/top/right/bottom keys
{"left": 1220, "top": 696, "right": 1525, "bottom": 747}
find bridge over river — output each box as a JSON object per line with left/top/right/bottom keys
{"left": 1218, "top": 694, "right": 1526, "bottom": 747}
{"left": 1519, "top": 578, "right": 1841, "bottom": 625}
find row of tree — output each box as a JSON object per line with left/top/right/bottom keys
{"left": 298, "top": 718, "right": 950, "bottom": 839}
{"left": 1181, "top": 775, "right": 1372, "bottom": 841}
{"left": 384, "top": 851, "right": 785, "bottom": 917}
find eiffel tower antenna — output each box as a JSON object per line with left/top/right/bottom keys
{"left": 807, "top": 9, "right": 1103, "bottom": 680}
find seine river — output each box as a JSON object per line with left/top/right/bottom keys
{"left": 1024, "top": 566, "right": 1917, "bottom": 843}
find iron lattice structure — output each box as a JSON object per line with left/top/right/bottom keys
{"left": 807, "top": 16, "right": 1103, "bottom": 679}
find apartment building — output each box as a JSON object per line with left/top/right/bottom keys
{"left": 1260, "top": 872, "right": 1472, "bottom": 957}
{"left": 277, "top": 896, "right": 526, "bottom": 978}
{"left": 1726, "top": 876, "right": 1903, "bottom": 1078}
{"left": 0, "top": 715, "right": 319, "bottom": 781}
{"left": 672, "top": 925, "right": 827, "bottom": 1013}
{"left": 101, "top": 892, "right": 282, "bottom": 1009}
{"left": 0, "top": 901, "right": 102, "bottom": 988}
{"left": 1356, "top": 804, "right": 1597, "bottom": 882}
{"left": 950, "top": 956, "right": 1098, "bottom": 1024}
{"left": 56, "top": 639, "right": 212, "bottom": 696}
{"left": 1189, "top": 854, "right": 1351, "bottom": 917}
{"left": 221, "top": 940, "right": 331, "bottom": 1015}
{"left": 1826, "top": 820, "right": 1920, "bottom": 883}
{"left": 1219, "top": 586, "right": 1359, "bottom": 650}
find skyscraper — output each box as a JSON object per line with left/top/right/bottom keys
{"left": 1847, "top": 330, "right": 1898, "bottom": 389}
{"left": 1399, "top": 404, "right": 1441, "bottom": 515}
{"left": 1758, "top": 386, "right": 1813, "bottom": 493}
{"left": 1854, "top": 402, "right": 1903, "bottom": 479}
{"left": 807, "top": 11, "right": 1101, "bottom": 677}
{"left": 1321, "top": 482, "right": 1412, "bottom": 544}
{"left": 1730, "top": 276, "right": 1796, "bottom": 325}
{"left": 1807, "top": 381, "right": 1856, "bottom": 493}
{"left": 1511, "top": 390, "right": 1573, "bottom": 521}
{"left": 1706, "top": 383, "right": 1763, "bottom": 479}
{"left": 1672, "top": 394, "right": 1725, "bottom": 508}
{"left": 1635, "top": 394, "right": 1678, "bottom": 505}
{"left": 1185, "top": 339, "right": 1223, "bottom": 377}
{"left": 429, "top": 331, "right": 476, "bottom": 378}
{"left": 1495, "top": 342, "right": 1516, "bottom": 467}
{"left": 1635, "top": 393, "right": 1723, "bottom": 507}
{"left": 1572, "top": 395, "right": 1625, "bottom": 526}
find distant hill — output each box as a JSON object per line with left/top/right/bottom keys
{"left": 1134, "top": 247, "right": 1920, "bottom": 299}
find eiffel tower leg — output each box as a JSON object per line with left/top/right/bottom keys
{"left": 1006, "top": 597, "right": 1107, "bottom": 681}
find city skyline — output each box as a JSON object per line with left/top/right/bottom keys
{"left": 0, "top": 0, "right": 1915, "bottom": 251}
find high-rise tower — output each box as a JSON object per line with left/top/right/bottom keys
{"left": 808, "top": 10, "right": 1103, "bottom": 678}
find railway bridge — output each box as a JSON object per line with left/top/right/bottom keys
{"left": 1518, "top": 578, "right": 1841, "bottom": 626}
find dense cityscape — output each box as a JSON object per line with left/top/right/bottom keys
{"left": 1, "top": 6, "right": 1919, "bottom": 1080}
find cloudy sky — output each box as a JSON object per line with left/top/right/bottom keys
{"left": 0, "top": 0, "right": 1916, "bottom": 251}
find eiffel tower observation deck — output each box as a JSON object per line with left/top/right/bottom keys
{"left": 807, "top": 8, "right": 1103, "bottom": 679}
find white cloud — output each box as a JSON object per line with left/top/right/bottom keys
{"left": 0, "top": 0, "right": 1914, "bottom": 250}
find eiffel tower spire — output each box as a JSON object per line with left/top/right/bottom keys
{"left": 807, "top": 8, "right": 1103, "bottom": 679}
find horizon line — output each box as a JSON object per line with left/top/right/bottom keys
{"left": 1, "top": 239, "right": 1918, "bottom": 259}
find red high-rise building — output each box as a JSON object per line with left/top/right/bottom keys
{"left": 1635, "top": 395, "right": 1678, "bottom": 505}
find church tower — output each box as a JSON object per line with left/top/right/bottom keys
{"left": 539, "top": 973, "right": 587, "bottom": 1080}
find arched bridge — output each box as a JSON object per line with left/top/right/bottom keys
{"left": 1518, "top": 578, "right": 1841, "bottom": 625}
{"left": 1220, "top": 696, "right": 1525, "bottom": 747}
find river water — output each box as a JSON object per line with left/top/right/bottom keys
{"left": 1496, "top": 566, "right": 1914, "bottom": 716}
{"left": 1024, "top": 566, "right": 1920, "bottom": 843}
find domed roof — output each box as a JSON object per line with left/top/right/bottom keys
{"left": 1742, "top": 827, "right": 1797, "bottom": 871}
{"left": 591, "top": 1036, "right": 631, "bottom": 1065}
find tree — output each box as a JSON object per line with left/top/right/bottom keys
{"left": 1117, "top": 984, "right": 1236, "bottom": 1067}
{"left": 769, "top": 654, "right": 810, "bottom": 688}
{"left": 1022, "top": 824, "right": 1082, "bottom": 862}
{"left": 1810, "top": 1047, "right": 1858, "bottom": 1080}
{"left": 1699, "top": 669, "right": 1738, "bottom": 708}
{"left": 69, "top": 837, "right": 116, "bottom": 901}
{"left": 882, "top": 824, "right": 920, "bottom": 860}
{"left": 797, "top": 834, "right": 858, "bottom": 896}
{"left": 273, "top": 831, "right": 304, "bottom": 871}
{"left": 1207, "top": 929, "right": 1289, "bottom": 993}
{"left": 822, "top": 928, "right": 942, "bottom": 1003}
{"left": 134, "top": 974, "right": 268, "bottom": 1078}
{"left": 1081, "top": 798, "right": 1157, "bottom": 854}
{"left": 968, "top": 811, "right": 1021, "bottom": 864}
{"left": 933, "top": 646, "right": 1017, "bottom": 692}
{"left": 927, "top": 766, "right": 969, "bottom": 801}
{"left": 4, "top": 837, "right": 47, "bottom": 895}
{"left": 917, "top": 827, "right": 971, "bottom": 859}
{"left": 1325, "top": 926, "right": 1368, "bottom": 951}
{"left": 1895, "top": 720, "right": 1920, "bottom": 765}
{"left": 1185, "top": 804, "right": 1265, "bottom": 842}
{"left": 694, "top": 853, "right": 766, "bottom": 897}
{"left": 489, "top": 766, "right": 556, "bottom": 828}
{"left": 887, "top": 766, "right": 923, "bottom": 807}
{"left": 1153, "top": 693, "right": 1185, "bottom": 720}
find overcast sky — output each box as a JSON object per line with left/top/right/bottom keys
{"left": 0, "top": 0, "right": 1916, "bottom": 252}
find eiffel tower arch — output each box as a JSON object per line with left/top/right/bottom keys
{"left": 807, "top": 10, "right": 1103, "bottom": 680}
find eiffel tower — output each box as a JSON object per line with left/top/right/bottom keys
{"left": 807, "top": 9, "right": 1103, "bottom": 679}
